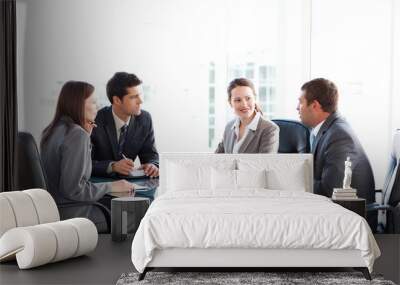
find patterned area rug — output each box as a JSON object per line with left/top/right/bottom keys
{"left": 116, "top": 271, "right": 396, "bottom": 285}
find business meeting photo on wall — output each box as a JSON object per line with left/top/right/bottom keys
{"left": 1, "top": 0, "right": 400, "bottom": 284}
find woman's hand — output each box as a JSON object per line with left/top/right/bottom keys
{"left": 84, "top": 120, "right": 97, "bottom": 134}
{"left": 110, "top": 180, "right": 134, "bottom": 193}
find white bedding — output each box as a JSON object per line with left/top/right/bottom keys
{"left": 131, "top": 190, "right": 380, "bottom": 273}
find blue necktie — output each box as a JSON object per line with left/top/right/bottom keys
{"left": 310, "top": 133, "right": 316, "bottom": 152}
{"left": 118, "top": 124, "right": 128, "bottom": 158}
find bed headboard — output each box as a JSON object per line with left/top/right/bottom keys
{"left": 159, "top": 153, "right": 313, "bottom": 196}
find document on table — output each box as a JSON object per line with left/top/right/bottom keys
{"left": 132, "top": 183, "right": 150, "bottom": 191}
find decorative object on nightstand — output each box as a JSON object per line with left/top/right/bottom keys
{"left": 111, "top": 197, "right": 150, "bottom": 242}
{"left": 332, "top": 188, "right": 358, "bottom": 200}
{"left": 332, "top": 157, "right": 359, "bottom": 200}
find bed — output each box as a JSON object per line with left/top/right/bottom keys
{"left": 131, "top": 153, "right": 380, "bottom": 280}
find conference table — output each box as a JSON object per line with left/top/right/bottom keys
{"left": 91, "top": 175, "right": 159, "bottom": 201}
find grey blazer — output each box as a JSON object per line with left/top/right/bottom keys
{"left": 215, "top": 117, "right": 279, "bottom": 153}
{"left": 313, "top": 112, "right": 375, "bottom": 203}
{"left": 41, "top": 117, "right": 111, "bottom": 204}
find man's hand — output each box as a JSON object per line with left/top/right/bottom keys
{"left": 112, "top": 158, "right": 134, "bottom": 175}
{"left": 142, "top": 163, "right": 159, "bottom": 178}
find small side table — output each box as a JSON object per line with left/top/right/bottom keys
{"left": 332, "top": 198, "right": 366, "bottom": 218}
{"left": 111, "top": 197, "right": 150, "bottom": 242}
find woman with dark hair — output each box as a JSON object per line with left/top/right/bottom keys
{"left": 41, "top": 81, "right": 133, "bottom": 206}
{"left": 215, "top": 78, "right": 279, "bottom": 153}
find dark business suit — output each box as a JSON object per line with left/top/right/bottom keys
{"left": 91, "top": 106, "right": 159, "bottom": 177}
{"left": 312, "top": 112, "right": 375, "bottom": 204}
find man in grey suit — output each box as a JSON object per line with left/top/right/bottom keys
{"left": 297, "top": 78, "right": 375, "bottom": 204}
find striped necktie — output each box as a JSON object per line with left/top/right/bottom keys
{"left": 118, "top": 124, "right": 128, "bottom": 158}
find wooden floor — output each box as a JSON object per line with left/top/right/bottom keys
{"left": 0, "top": 234, "right": 398, "bottom": 285}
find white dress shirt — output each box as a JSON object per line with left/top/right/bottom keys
{"left": 232, "top": 112, "right": 261, "bottom": 154}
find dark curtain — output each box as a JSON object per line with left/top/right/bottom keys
{"left": 0, "top": 0, "right": 17, "bottom": 192}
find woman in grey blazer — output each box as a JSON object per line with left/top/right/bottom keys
{"left": 215, "top": 78, "right": 279, "bottom": 153}
{"left": 40, "top": 81, "right": 133, "bottom": 205}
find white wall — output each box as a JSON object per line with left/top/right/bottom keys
{"left": 16, "top": 0, "right": 400, "bottom": 187}
{"left": 393, "top": 0, "right": 400, "bottom": 131}
{"left": 310, "top": 0, "right": 394, "bottom": 187}
{"left": 16, "top": 0, "right": 308, "bottom": 150}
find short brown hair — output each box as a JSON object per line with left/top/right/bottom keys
{"left": 107, "top": 72, "right": 142, "bottom": 104}
{"left": 227, "top": 78, "right": 256, "bottom": 101}
{"left": 301, "top": 78, "right": 338, "bottom": 113}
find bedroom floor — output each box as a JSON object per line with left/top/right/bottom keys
{"left": 0, "top": 234, "right": 134, "bottom": 285}
{"left": 0, "top": 234, "right": 398, "bottom": 285}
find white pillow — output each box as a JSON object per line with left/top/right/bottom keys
{"left": 167, "top": 162, "right": 211, "bottom": 191}
{"left": 165, "top": 158, "right": 236, "bottom": 193}
{"left": 265, "top": 163, "right": 307, "bottom": 191}
{"left": 237, "top": 158, "right": 309, "bottom": 192}
{"left": 236, "top": 169, "right": 267, "bottom": 189}
{"left": 211, "top": 168, "right": 237, "bottom": 190}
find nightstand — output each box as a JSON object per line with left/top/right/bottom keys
{"left": 332, "top": 198, "right": 366, "bottom": 218}
{"left": 111, "top": 197, "right": 150, "bottom": 242}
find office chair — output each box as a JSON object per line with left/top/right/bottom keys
{"left": 272, "top": 119, "right": 310, "bottom": 153}
{"left": 368, "top": 130, "right": 400, "bottom": 233}
{"left": 15, "top": 132, "right": 111, "bottom": 233}
{"left": 15, "top": 132, "right": 48, "bottom": 190}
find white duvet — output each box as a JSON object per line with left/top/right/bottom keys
{"left": 131, "top": 190, "right": 380, "bottom": 273}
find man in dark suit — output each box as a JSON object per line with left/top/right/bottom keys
{"left": 91, "top": 72, "right": 159, "bottom": 178}
{"left": 297, "top": 78, "right": 375, "bottom": 204}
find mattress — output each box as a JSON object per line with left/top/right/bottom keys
{"left": 131, "top": 190, "right": 380, "bottom": 272}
